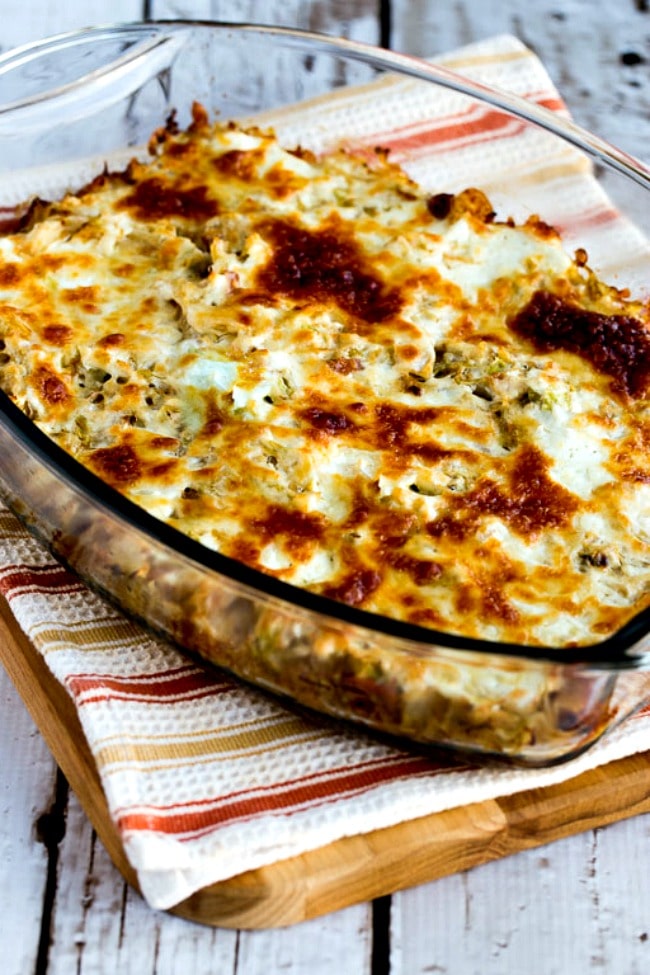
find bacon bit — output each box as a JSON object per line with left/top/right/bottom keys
{"left": 90, "top": 444, "right": 141, "bottom": 485}
{"left": 321, "top": 568, "right": 382, "bottom": 607}
{"left": 166, "top": 140, "right": 193, "bottom": 158}
{"left": 373, "top": 510, "right": 416, "bottom": 547}
{"left": 622, "top": 468, "right": 650, "bottom": 483}
{"left": 344, "top": 495, "right": 372, "bottom": 529}
{"left": 510, "top": 290, "right": 650, "bottom": 397}
{"left": 425, "top": 509, "right": 471, "bottom": 543}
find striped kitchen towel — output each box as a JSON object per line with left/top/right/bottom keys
{"left": 0, "top": 34, "right": 649, "bottom": 911}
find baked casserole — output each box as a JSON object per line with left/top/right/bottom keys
{"left": 0, "top": 104, "right": 648, "bottom": 756}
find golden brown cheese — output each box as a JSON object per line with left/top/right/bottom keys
{"left": 0, "top": 105, "right": 649, "bottom": 648}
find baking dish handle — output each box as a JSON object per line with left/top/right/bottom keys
{"left": 0, "top": 26, "right": 188, "bottom": 134}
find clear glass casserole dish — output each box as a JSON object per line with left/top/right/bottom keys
{"left": 0, "top": 21, "right": 649, "bottom": 766}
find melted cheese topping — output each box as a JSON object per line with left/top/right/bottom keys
{"left": 1, "top": 105, "right": 649, "bottom": 647}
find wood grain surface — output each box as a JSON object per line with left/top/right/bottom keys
{"left": 3, "top": 592, "right": 650, "bottom": 931}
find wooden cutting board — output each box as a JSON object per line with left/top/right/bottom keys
{"left": 2, "top": 591, "right": 650, "bottom": 930}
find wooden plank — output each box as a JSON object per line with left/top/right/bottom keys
{"left": 0, "top": 0, "right": 146, "bottom": 53}
{"left": 150, "top": 0, "right": 382, "bottom": 44}
{"left": 0, "top": 665, "right": 57, "bottom": 975}
{"left": 1, "top": 596, "right": 373, "bottom": 967}
{"left": 45, "top": 794, "right": 238, "bottom": 975}
{"left": 0, "top": 596, "right": 141, "bottom": 895}
{"left": 3, "top": 591, "right": 650, "bottom": 932}
{"left": 389, "top": 0, "right": 650, "bottom": 164}
{"left": 390, "top": 817, "right": 650, "bottom": 975}
{"left": 150, "top": 0, "right": 383, "bottom": 100}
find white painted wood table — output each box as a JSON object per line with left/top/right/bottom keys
{"left": 1, "top": 1, "right": 649, "bottom": 972}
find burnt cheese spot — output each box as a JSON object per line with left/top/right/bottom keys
{"left": 510, "top": 290, "right": 650, "bottom": 397}
{"left": 373, "top": 402, "right": 451, "bottom": 461}
{"left": 90, "top": 444, "right": 142, "bottom": 485}
{"left": 427, "top": 444, "right": 578, "bottom": 539}
{"left": 97, "top": 333, "right": 125, "bottom": 348}
{"left": 229, "top": 537, "right": 262, "bottom": 566}
{"left": 256, "top": 217, "right": 403, "bottom": 323}
{"left": 149, "top": 460, "right": 178, "bottom": 479}
{"left": 42, "top": 325, "right": 73, "bottom": 346}
{"left": 199, "top": 400, "right": 225, "bottom": 439}
{"left": 389, "top": 553, "right": 443, "bottom": 586}
{"left": 375, "top": 403, "right": 442, "bottom": 446}
{"left": 0, "top": 263, "right": 20, "bottom": 286}
{"left": 212, "top": 147, "right": 306, "bottom": 197}
{"left": 327, "top": 356, "right": 363, "bottom": 375}
{"left": 34, "top": 365, "right": 71, "bottom": 405}
{"left": 149, "top": 435, "right": 179, "bottom": 450}
{"left": 118, "top": 177, "right": 220, "bottom": 222}
{"left": 480, "top": 584, "right": 520, "bottom": 624}
{"left": 343, "top": 494, "right": 372, "bottom": 530}
{"left": 300, "top": 406, "right": 356, "bottom": 435}
{"left": 252, "top": 505, "right": 325, "bottom": 542}
{"left": 468, "top": 445, "right": 579, "bottom": 533}
{"left": 321, "top": 567, "right": 382, "bottom": 607}
{"left": 213, "top": 149, "right": 258, "bottom": 181}
{"left": 62, "top": 285, "right": 100, "bottom": 314}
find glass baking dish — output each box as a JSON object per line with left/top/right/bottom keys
{"left": 0, "top": 21, "right": 649, "bottom": 766}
